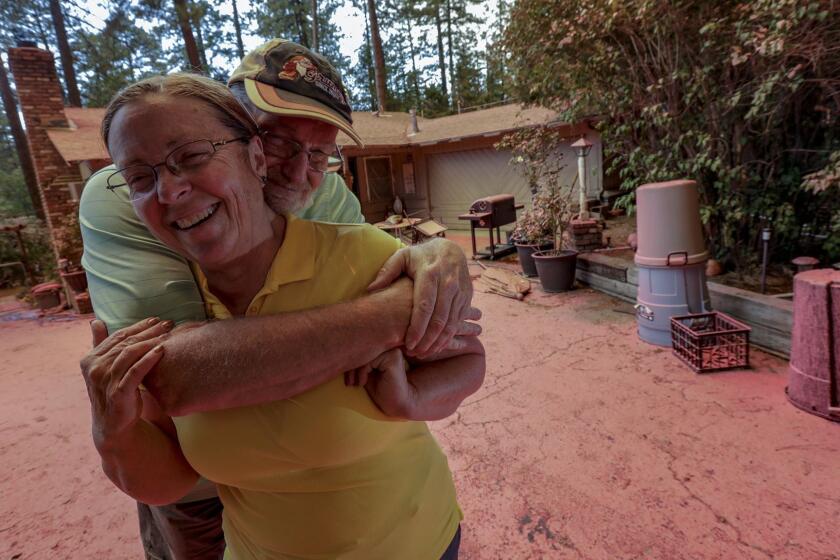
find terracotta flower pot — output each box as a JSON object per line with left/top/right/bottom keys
{"left": 533, "top": 250, "right": 578, "bottom": 292}
{"left": 515, "top": 242, "right": 554, "bottom": 277}
{"left": 31, "top": 282, "right": 62, "bottom": 309}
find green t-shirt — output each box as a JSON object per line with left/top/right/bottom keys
{"left": 79, "top": 164, "right": 365, "bottom": 332}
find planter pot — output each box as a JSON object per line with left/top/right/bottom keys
{"left": 515, "top": 242, "right": 554, "bottom": 277}
{"left": 31, "top": 282, "right": 62, "bottom": 309}
{"left": 74, "top": 291, "right": 93, "bottom": 315}
{"left": 533, "top": 250, "right": 578, "bottom": 292}
{"left": 60, "top": 269, "right": 88, "bottom": 293}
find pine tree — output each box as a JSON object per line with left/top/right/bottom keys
{"left": 48, "top": 0, "right": 81, "bottom": 106}
{"left": 191, "top": 0, "right": 237, "bottom": 80}
{"left": 230, "top": 0, "right": 245, "bottom": 60}
{"left": 71, "top": 3, "right": 169, "bottom": 107}
{"left": 483, "top": 0, "right": 510, "bottom": 104}
{"left": 452, "top": 28, "right": 484, "bottom": 110}
{"left": 348, "top": 0, "right": 376, "bottom": 111}
{"left": 172, "top": 0, "right": 203, "bottom": 71}
{"left": 0, "top": 0, "right": 56, "bottom": 218}
{"left": 366, "top": 0, "right": 387, "bottom": 112}
{"left": 443, "top": 0, "right": 482, "bottom": 110}
{"left": 0, "top": 55, "right": 41, "bottom": 217}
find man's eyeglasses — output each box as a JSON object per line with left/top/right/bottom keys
{"left": 107, "top": 137, "right": 249, "bottom": 201}
{"left": 260, "top": 132, "right": 343, "bottom": 174}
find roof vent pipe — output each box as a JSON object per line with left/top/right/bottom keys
{"left": 409, "top": 108, "right": 420, "bottom": 134}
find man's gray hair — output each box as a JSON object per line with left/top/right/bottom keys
{"left": 229, "top": 81, "right": 260, "bottom": 119}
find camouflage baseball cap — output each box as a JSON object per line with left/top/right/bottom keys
{"left": 229, "top": 39, "right": 363, "bottom": 146}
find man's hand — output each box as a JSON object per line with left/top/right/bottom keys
{"left": 80, "top": 318, "right": 173, "bottom": 448}
{"left": 359, "top": 348, "right": 416, "bottom": 419}
{"left": 367, "top": 238, "right": 477, "bottom": 358}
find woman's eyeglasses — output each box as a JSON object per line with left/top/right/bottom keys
{"left": 107, "top": 137, "right": 249, "bottom": 201}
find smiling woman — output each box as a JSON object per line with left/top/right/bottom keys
{"left": 101, "top": 75, "right": 276, "bottom": 281}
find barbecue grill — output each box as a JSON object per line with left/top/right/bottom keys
{"left": 458, "top": 194, "right": 523, "bottom": 259}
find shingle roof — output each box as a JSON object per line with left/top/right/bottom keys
{"left": 338, "top": 103, "right": 560, "bottom": 147}
{"left": 46, "top": 104, "right": 560, "bottom": 163}
{"left": 46, "top": 107, "right": 109, "bottom": 162}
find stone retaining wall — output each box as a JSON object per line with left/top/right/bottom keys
{"left": 576, "top": 251, "right": 793, "bottom": 357}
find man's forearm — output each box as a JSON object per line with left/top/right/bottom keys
{"left": 404, "top": 338, "right": 486, "bottom": 421}
{"left": 146, "top": 288, "right": 410, "bottom": 416}
{"left": 95, "top": 420, "right": 199, "bottom": 506}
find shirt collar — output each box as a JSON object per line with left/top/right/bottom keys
{"left": 192, "top": 212, "right": 316, "bottom": 315}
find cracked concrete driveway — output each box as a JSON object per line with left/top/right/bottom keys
{"left": 444, "top": 284, "right": 839, "bottom": 560}
{"left": 1, "top": 283, "right": 838, "bottom": 559}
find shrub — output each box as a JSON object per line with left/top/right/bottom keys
{"left": 0, "top": 217, "right": 56, "bottom": 288}
{"left": 504, "top": 0, "right": 840, "bottom": 269}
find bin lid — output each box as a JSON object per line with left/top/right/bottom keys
{"left": 634, "top": 180, "right": 709, "bottom": 267}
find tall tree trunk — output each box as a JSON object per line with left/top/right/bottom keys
{"left": 361, "top": 3, "right": 376, "bottom": 111}
{"left": 0, "top": 58, "right": 43, "bottom": 218}
{"left": 48, "top": 0, "right": 81, "bottom": 106}
{"left": 192, "top": 10, "right": 209, "bottom": 71}
{"left": 310, "top": 0, "right": 318, "bottom": 51}
{"left": 366, "top": 0, "right": 387, "bottom": 112}
{"left": 290, "top": 0, "right": 310, "bottom": 47}
{"left": 433, "top": 1, "right": 448, "bottom": 105}
{"left": 445, "top": 0, "right": 456, "bottom": 108}
{"left": 405, "top": 13, "right": 421, "bottom": 107}
{"left": 173, "top": 0, "right": 203, "bottom": 72}
{"left": 231, "top": 0, "right": 245, "bottom": 59}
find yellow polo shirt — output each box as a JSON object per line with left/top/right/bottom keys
{"left": 173, "top": 214, "right": 462, "bottom": 560}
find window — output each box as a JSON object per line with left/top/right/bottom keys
{"left": 364, "top": 156, "right": 393, "bottom": 202}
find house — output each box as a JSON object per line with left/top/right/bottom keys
{"left": 338, "top": 107, "right": 603, "bottom": 229}
{"left": 7, "top": 45, "right": 603, "bottom": 270}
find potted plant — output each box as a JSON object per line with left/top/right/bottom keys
{"left": 530, "top": 184, "right": 578, "bottom": 292}
{"left": 498, "top": 125, "right": 578, "bottom": 290}
{"left": 511, "top": 209, "right": 554, "bottom": 277}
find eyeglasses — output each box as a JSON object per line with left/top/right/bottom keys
{"left": 261, "top": 132, "right": 343, "bottom": 174}
{"left": 107, "top": 137, "right": 249, "bottom": 201}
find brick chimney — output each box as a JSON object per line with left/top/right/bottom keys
{"left": 7, "top": 45, "right": 84, "bottom": 267}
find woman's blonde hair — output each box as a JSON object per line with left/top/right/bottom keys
{"left": 101, "top": 72, "right": 259, "bottom": 149}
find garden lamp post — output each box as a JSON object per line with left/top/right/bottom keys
{"left": 571, "top": 136, "right": 593, "bottom": 220}
{"left": 760, "top": 225, "right": 771, "bottom": 294}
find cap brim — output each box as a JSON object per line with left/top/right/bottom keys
{"left": 245, "top": 79, "right": 365, "bottom": 147}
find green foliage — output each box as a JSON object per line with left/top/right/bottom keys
{"left": 505, "top": 0, "right": 840, "bottom": 269}
{"left": 72, "top": 4, "right": 170, "bottom": 107}
{"left": 0, "top": 167, "right": 33, "bottom": 218}
{"left": 483, "top": 0, "right": 511, "bottom": 105}
{"left": 0, "top": 217, "right": 56, "bottom": 287}
{"left": 0, "top": 111, "right": 34, "bottom": 218}
{"left": 420, "top": 83, "right": 450, "bottom": 117}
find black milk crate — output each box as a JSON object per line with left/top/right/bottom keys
{"left": 670, "top": 311, "right": 751, "bottom": 373}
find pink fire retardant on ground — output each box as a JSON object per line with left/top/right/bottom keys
{"left": 3, "top": 280, "right": 840, "bottom": 559}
